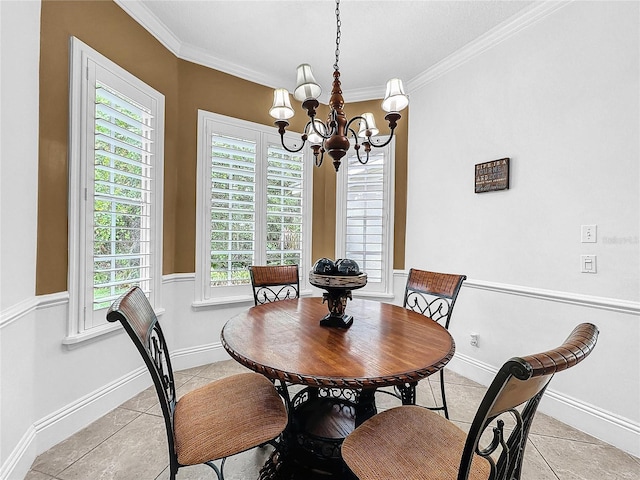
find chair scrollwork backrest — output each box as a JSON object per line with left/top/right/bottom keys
{"left": 107, "top": 287, "right": 177, "bottom": 454}
{"left": 403, "top": 268, "right": 467, "bottom": 328}
{"left": 457, "top": 323, "right": 599, "bottom": 480}
{"left": 249, "top": 265, "right": 300, "bottom": 305}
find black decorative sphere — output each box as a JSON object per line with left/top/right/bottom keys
{"left": 313, "top": 258, "right": 336, "bottom": 274}
{"left": 335, "top": 258, "right": 360, "bottom": 276}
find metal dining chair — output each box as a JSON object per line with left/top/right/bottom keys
{"left": 107, "top": 286, "right": 288, "bottom": 480}
{"left": 385, "top": 268, "right": 467, "bottom": 417}
{"left": 249, "top": 264, "right": 300, "bottom": 305}
{"left": 248, "top": 264, "right": 301, "bottom": 403}
{"left": 343, "top": 323, "right": 599, "bottom": 480}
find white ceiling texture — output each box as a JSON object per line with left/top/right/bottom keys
{"left": 116, "top": 0, "right": 537, "bottom": 102}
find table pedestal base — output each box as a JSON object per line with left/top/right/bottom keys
{"left": 258, "top": 388, "right": 376, "bottom": 479}
{"left": 319, "top": 313, "right": 353, "bottom": 329}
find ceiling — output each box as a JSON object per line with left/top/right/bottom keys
{"left": 118, "top": 0, "right": 536, "bottom": 102}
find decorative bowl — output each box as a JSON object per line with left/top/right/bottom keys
{"left": 309, "top": 271, "right": 367, "bottom": 328}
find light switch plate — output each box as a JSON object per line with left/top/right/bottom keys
{"left": 581, "top": 255, "right": 597, "bottom": 273}
{"left": 581, "top": 225, "right": 597, "bottom": 243}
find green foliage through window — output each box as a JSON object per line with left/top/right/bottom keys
{"left": 92, "top": 83, "right": 153, "bottom": 309}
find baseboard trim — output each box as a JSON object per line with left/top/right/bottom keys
{"left": 33, "top": 366, "right": 149, "bottom": 452}
{"left": 0, "top": 425, "right": 36, "bottom": 480}
{"left": 449, "top": 352, "right": 640, "bottom": 458}
{"left": 0, "top": 366, "right": 148, "bottom": 480}
{"left": 171, "top": 342, "right": 228, "bottom": 371}
{"left": 0, "top": 340, "right": 225, "bottom": 480}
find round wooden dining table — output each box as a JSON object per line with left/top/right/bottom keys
{"left": 221, "top": 297, "right": 455, "bottom": 479}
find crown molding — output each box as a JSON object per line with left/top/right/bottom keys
{"left": 113, "top": 0, "right": 182, "bottom": 55}
{"left": 341, "top": 85, "right": 386, "bottom": 104}
{"left": 115, "top": 0, "right": 571, "bottom": 101}
{"left": 407, "top": 0, "right": 572, "bottom": 92}
{"left": 178, "top": 42, "right": 282, "bottom": 88}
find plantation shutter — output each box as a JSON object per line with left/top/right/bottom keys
{"left": 92, "top": 83, "right": 154, "bottom": 313}
{"left": 266, "top": 144, "right": 304, "bottom": 266}
{"left": 210, "top": 133, "right": 256, "bottom": 286}
{"left": 196, "top": 111, "right": 312, "bottom": 303}
{"left": 345, "top": 152, "right": 385, "bottom": 284}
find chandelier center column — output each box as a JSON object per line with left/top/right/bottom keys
{"left": 324, "top": 70, "right": 350, "bottom": 171}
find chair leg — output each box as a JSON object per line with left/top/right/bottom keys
{"left": 395, "top": 382, "right": 417, "bottom": 405}
{"left": 205, "top": 459, "right": 224, "bottom": 480}
{"left": 439, "top": 368, "right": 449, "bottom": 419}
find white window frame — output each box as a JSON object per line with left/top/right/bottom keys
{"left": 66, "top": 37, "right": 164, "bottom": 344}
{"left": 194, "top": 110, "right": 313, "bottom": 307}
{"left": 336, "top": 138, "right": 395, "bottom": 297}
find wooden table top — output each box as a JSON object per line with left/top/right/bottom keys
{"left": 221, "top": 297, "right": 455, "bottom": 389}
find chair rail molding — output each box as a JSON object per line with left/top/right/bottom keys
{"left": 393, "top": 271, "right": 639, "bottom": 316}
{"left": 463, "top": 278, "right": 639, "bottom": 315}
{"left": 162, "top": 272, "right": 196, "bottom": 284}
{"left": 0, "top": 291, "right": 69, "bottom": 330}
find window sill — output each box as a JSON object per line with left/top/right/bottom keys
{"left": 192, "top": 295, "right": 255, "bottom": 310}
{"left": 192, "top": 290, "right": 315, "bottom": 310}
{"left": 62, "top": 322, "right": 122, "bottom": 347}
{"left": 352, "top": 291, "right": 396, "bottom": 300}
{"left": 63, "top": 307, "right": 165, "bottom": 347}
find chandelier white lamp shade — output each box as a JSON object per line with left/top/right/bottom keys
{"left": 293, "top": 64, "right": 322, "bottom": 102}
{"left": 381, "top": 78, "right": 410, "bottom": 113}
{"left": 357, "top": 112, "right": 379, "bottom": 138}
{"left": 268, "top": 0, "right": 408, "bottom": 172}
{"left": 269, "top": 88, "right": 295, "bottom": 120}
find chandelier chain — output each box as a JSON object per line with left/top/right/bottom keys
{"left": 269, "top": 0, "right": 406, "bottom": 171}
{"left": 334, "top": 0, "right": 341, "bottom": 71}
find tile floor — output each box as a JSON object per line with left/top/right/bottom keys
{"left": 26, "top": 360, "right": 639, "bottom": 480}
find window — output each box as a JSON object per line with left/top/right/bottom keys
{"left": 66, "top": 37, "right": 164, "bottom": 343}
{"left": 195, "top": 111, "right": 312, "bottom": 305}
{"left": 336, "top": 141, "right": 395, "bottom": 295}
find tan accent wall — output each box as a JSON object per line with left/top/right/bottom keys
{"left": 38, "top": 0, "right": 179, "bottom": 293}
{"left": 36, "top": 0, "right": 406, "bottom": 294}
{"left": 310, "top": 101, "right": 408, "bottom": 270}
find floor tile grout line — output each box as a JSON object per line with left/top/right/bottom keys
{"left": 61, "top": 410, "right": 147, "bottom": 478}
{"left": 527, "top": 438, "right": 561, "bottom": 480}
{"left": 528, "top": 431, "right": 608, "bottom": 446}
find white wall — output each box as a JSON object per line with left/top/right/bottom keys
{"left": 1, "top": 2, "right": 638, "bottom": 478}
{"left": 405, "top": 0, "right": 639, "bottom": 455}
{"left": 0, "top": 1, "right": 40, "bottom": 311}
{"left": 0, "top": 1, "right": 41, "bottom": 477}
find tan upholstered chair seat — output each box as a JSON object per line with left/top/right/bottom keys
{"left": 343, "top": 324, "right": 598, "bottom": 480}
{"left": 174, "top": 372, "right": 288, "bottom": 465}
{"left": 342, "top": 406, "right": 491, "bottom": 480}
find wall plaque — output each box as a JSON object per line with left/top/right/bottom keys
{"left": 475, "top": 158, "right": 510, "bottom": 193}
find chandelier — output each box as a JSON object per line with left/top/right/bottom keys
{"left": 268, "top": 0, "right": 409, "bottom": 172}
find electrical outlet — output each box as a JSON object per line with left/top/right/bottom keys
{"left": 470, "top": 333, "right": 479, "bottom": 347}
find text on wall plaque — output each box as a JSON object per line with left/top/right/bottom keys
{"left": 475, "top": 158, "right": 510, "bottom": 193}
